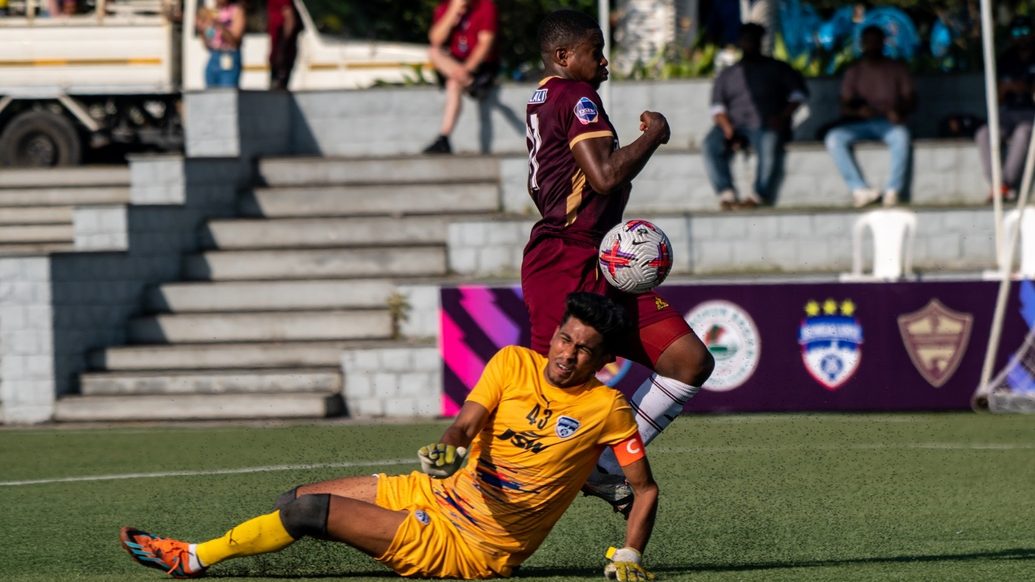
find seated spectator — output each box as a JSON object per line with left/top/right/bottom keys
{"left": 422, "top": 0, "right": 499, "bottom": 155}
{"left": 824, "top": 25, "right": 915, "bottom": 208}
{"left": 702, "top": 23, "right": 808, "bottom": 210}
{"left": 975, "top": 16, "right": 1035, "bottom": 203}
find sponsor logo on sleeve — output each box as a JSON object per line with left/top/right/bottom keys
{"left": 685, "top": 301, "right": 760, "bottom": 392}
{"left": 414, "top": 510, "right": 430, "bottom": 525}
{"left": 555, "top": 416, "right": 581, "bottom": 438}
{"left": 897, "top": 299, "right": 972, "bottom": 388}
{"left": 529, "top": 88, "right": 548, "bottom": 104}
{"left": 574, "top": 97, "right": 599, "bottom": 125}
{"left": 799, "top": 299, "right": 863, "bottom": 391}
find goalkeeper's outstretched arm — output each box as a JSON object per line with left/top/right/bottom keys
{"left": 621, "top": 456, "right": 659, "bottom": 553}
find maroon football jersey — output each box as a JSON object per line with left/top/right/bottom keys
{"left": 524, "top": 77, "right": 629, "bottom": 253}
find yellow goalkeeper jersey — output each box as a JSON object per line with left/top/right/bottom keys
{"left": 429, "top": 345, "right": 639, "bottom": 567}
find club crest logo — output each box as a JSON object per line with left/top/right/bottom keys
{"left": 897, "top": 299, "right": 973, "bottom": 388}
{"left": 685, "top": 301, "right": 760, "bottom": 392}
{"left": 798, "top": 299, "right": 863, "bottom": 391}
{"left": 415, "top": 510, "right": 430, "bottom": 525}
{"left": 574, "top": 97, "right": 599, "bottom": 125}
{"left": 555, "top": 416, "right": 581, "bottom": 439}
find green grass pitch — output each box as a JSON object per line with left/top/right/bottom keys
{"left": 2, "top": 413, "right": 1033, "bottom": 581}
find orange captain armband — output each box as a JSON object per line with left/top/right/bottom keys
{"left": 611, "top": 433, "right": 646, "bottom": 467}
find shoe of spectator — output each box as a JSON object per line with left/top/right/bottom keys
{"left": 986, "top": 185, "right": 1018, "bottom": 204}
{"left": 852, "top": 188, "right": 882, "bottom": 208}
{"left": 735, "top": 193, "right": 765, "bottom": 209}
{"left": 718, "top": 189, "right": 737, "bottom": 211}
{"left": 882, "top": 190, "right": 899, "bottom": 207}
{"left": 423, "top": 135, "right": 452, "bottom": 155}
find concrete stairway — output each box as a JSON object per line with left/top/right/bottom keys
{"left": 55, "top": 155, "right": 501, "bottom": 421}
{"left": 0, "top": 166, "right": 129, "bottom": 254}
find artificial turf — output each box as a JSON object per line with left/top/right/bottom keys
{"left": 1, "top": 413, "right": 1032, "bottom": 581}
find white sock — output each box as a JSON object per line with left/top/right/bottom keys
{"left": 188, "top": 543, "right": 205, "bottom": 571}
{"left": 596, "top": 374, "right": 700, "bottom": 475}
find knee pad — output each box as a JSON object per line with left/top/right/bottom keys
{"left": 279, "top": 494, "right": 330, "bottom": 539}
{"left": 273, "top": 486, "right": 299, "bottom": 511}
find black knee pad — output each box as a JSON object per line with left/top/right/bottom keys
{"left": 279, "top": 494, "right": 330, "bottom": 539}
{"left": 273, "top": 486, "right": 300, "bottom": 511}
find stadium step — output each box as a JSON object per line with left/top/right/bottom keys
{"left": 200, "top": 215, "right": 462, "bottom": 249}
{"left": 79, "top": 368, "right": 342, "bottom": 395}
{"left": 0, "top": 242, "right": 75, "bottom": 255}
{"left": 0, "top": 186, "right": 130, "bottom": 207}
{"left": 126, "top": 310, "right": 393, "bottom": 343}
{"left": 53, "top": 392, "right": 345, "bottom": 421}
{"left": 257, "top": 155, "right": 499, "bottom": 186}
{"left": 239, "top": 182, "right": 499, "bottom": 218}
{"left": 182, "top": 246, "right": 448, "bottom": 280}
{"left": 0, "top": 224, "right": 73, "bottom": 244}
{"left": 0, "top": 206, "right": 73, "bottom": 225}
{"left": 89, "top": 340, "right": 403, "bottom": 371}
{"left": 145, "top": 279, "right": 396, "bottom": 312}
{"left": 0, "top": 165, "right": 129, "bottom": 188}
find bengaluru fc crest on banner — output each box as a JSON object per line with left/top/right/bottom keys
{"left": 798, "top": 299, "right": 863, "bottom": 391}
{"left": 897, "top": 299, "right": 973, "bottom": 388}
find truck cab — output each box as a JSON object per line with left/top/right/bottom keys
{"left": 0, "top": 0, "right": 431, "bottom": 166}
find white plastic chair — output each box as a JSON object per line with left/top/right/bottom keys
{"left": 840, "top": 208, "right": 917, "bottom": 282}
{"left": 984, "top": 208, "right": 1035, "bottom": 279}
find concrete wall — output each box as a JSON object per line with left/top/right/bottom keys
{"left": 243, "top": 73, "right": 988, "bottom": 157}
{"left": 447, "top": 208, "right": 997, "bottom": 279}
{"left": 0, "top": 156, "right": 242, "bottom": 423}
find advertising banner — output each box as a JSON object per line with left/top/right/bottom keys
{"left": 440, "top": 280, "right": 1033, "bottom": 414}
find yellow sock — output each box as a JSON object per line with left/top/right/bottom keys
{"left": 195, "top": 510, "right": 296, "bottom": 567}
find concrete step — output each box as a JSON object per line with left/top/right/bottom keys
{"left": 0, "top": 224, "right": 72, "bottom": 243}
{"left": 0, "top": 165, "right": 129, "bottom": 188}
{"left": 146, "top": 279, "right": 396, "bottom": 312}
{"left": 89, "top": 340, "right": 395, "bottom": 370}
{"left": 201, "top": 215, "right": 459, "bottom": 249}
{"left": 240, "top": 182, "right": 499, "bottom": 218}
{"left": 53, "top": 392, "right": 344, "bottom": 421}
{"left": 258, "top": 155, "right": 500, "bottom": 186}
{"left": 183, "top": 246, "right": 447, "bottom": 281}
{"left": 0, "top": 242, "right": 75, "bottom": 255}
{"left": 0, "top": 206, "right": 72, "bottom": 225}
{"left": 127, "top": 309, "right": 394, "bottom": 343}
{"left": 80, "top": 368, "right": 341, "bottom": 395}
{"left": 0, "top": 186, "right": 131, "bottom": 207}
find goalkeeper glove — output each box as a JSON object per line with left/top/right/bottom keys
{"left": 604, "top": 546, "right": 655, "bottom": 581}
{"left": 417, "top": 443, "right": 468, "bottom": 478}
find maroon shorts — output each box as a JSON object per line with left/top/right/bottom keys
{"left": 521, "top": 237, "right": 692, "bottom": 368}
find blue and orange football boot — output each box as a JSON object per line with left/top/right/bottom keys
{"left": 120, "top": 526, "right": 205, "bottom": 579}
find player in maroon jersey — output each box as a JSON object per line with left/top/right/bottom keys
{"left": 522, "top": 10, "right": 714, "bottom": 512}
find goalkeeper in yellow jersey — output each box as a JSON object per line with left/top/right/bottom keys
{"left": 120, "top": 292, "right": 660, "bottom": 581}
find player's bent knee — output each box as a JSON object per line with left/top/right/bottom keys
{"left": 279, "top": 494, "right": 330, "bottom": 539}
{"left": 273, "top": 486, "right": 299, "bottom": 511}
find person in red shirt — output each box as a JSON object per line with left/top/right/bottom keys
{"left": 523, "top": 10, "right": 714, "bottom": 513}
{"left": 423, "top": 0, "right": 500, "bottom": 154}
{"left": 267, "top": 0, "right": 300, "bottom": 90}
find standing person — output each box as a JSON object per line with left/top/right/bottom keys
{"left": 824, "top": 25, "right": 915, "bottom": 208}
{"left": 523, "top": 10, "right": 714, "bottom": 512}
{"left": 975, "top": 16, "right": 1035, "bottom": 203}
{"left": 702, "top": 23, "right": 808, "bottom": 210}
{"left": 196, "top": 0, "right": 245, "bottom": 88}
{"left": 120, "top": 293, "right": 660, "bottom": 581}
{"left": 422, "top": 0, "right": 499, "bottom": 154}
{"left": 268, "top": 0, "right": 300, "bottom": 90}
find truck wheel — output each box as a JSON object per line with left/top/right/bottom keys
{"left": 0, "top": 110, "right": 83, "bottom": 167}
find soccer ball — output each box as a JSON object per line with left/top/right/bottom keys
{"left": 598, "top": 219, "right": 673, "bottom": 294}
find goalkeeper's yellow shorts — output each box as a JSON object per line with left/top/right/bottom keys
{"left": 374, "top": 471, "right": 508, "bottom": 579}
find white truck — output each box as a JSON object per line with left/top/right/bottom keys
{"left": 0, "top": 0, "right": 431, "bottom": 166}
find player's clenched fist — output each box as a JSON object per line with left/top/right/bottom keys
{"left": 418, "top": 443, "right": 468, "bottom": 478}
{"left": 638, "top": 111, "right": 670, "bottom": 145}
{"left": 604, "top": 547, "right": 655, "bottom": 581}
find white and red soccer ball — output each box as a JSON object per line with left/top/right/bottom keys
{"left": 597, "top": 219, "right": 673, "bottom": 294}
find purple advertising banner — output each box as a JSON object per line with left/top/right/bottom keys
{"left": 440, "top": 280, "right": 1034, "bottom": 414}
